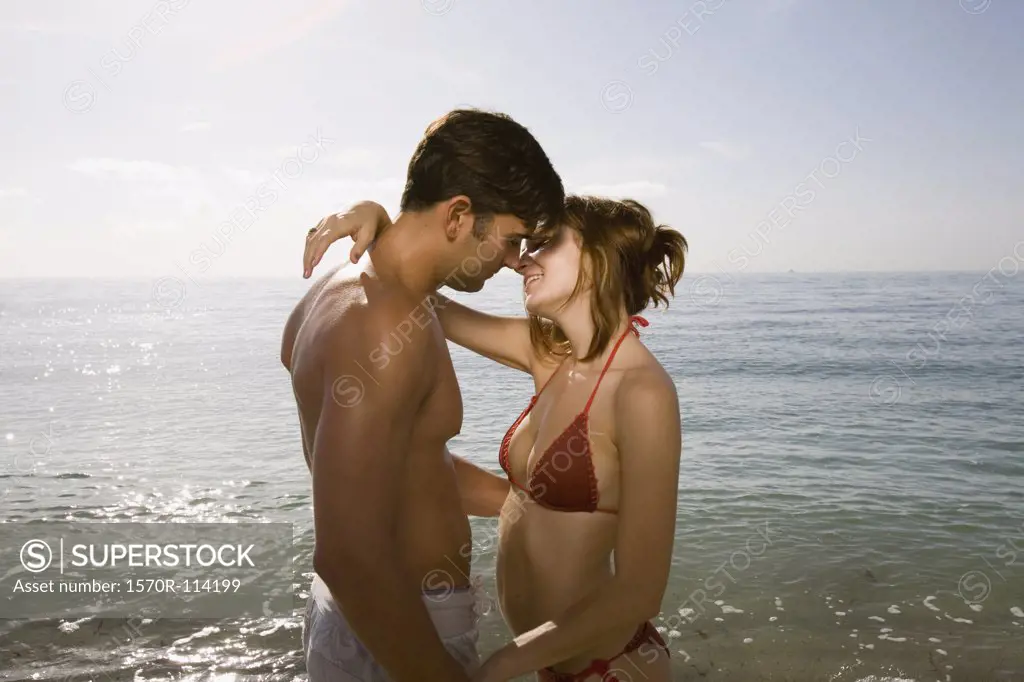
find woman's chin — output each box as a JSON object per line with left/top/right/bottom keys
{"left": 523, "top": 290, "right": 571, "bottom": 318}
{"left": 523, "top": 293, "right": 546, "bottom": 316}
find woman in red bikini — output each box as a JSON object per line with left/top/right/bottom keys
{"left": 304, "top": 195, "right": 686, "bottom": 682}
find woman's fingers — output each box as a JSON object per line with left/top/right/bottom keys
{"left": 349, "top": 222, "right": 377, "bottom": 263}
{"left": 302, "top": 218, "right": 327, "bottom": 278}
{"left": 302, "top": 207, "right": 379, "bottom": 276}
{"left": 307, "top": 234, "right": 330, "bottom": 277}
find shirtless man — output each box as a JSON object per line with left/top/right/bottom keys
{"left": 281, "top": 109, "right": 564, "bottom": 681}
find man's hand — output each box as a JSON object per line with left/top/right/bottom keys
{"left": 303, "top": 201, "right": 392, "bottom": 277}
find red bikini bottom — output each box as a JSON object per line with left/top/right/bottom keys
{"left": 537, "top": 621, "right": 669, "bottom": 681}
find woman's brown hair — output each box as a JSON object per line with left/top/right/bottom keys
{"left": 528, "top": 195, "right": 688, "bottom": 362}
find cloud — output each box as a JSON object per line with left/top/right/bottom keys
{"left": 761, "top": 0, "right": 801, "bottom": 13}
{"left": 0, "top": 187, "right": 28, "bottom": 199}
{"left": 573, "top": 181, "right": 669, "bottom": 198}
{"left": 699, "top": 141, "right": 750, "bottom": 161}
{"left": 212, "top": 0, "right": 348, "bottom": 70}
{"left": 107, "top": 218, "right": 184, "bottom": 238}
{"left": 0, "top": 21, "right": 91, "bottom": 35}
{"left": 181, "top": 121, "right": 212, "bottom": 133}
{"left": 317, "top": 177, "right": 406, "bottom": 195}
{"left": 290, "top": 176, "right": 405, "bottom": 213}
{"left": 566, "top": 155, "right": 699, "bottom": 180}
{"left": 68, "top": 158, "right": 202, "bottom": 184}
{"left": 0, "top": 0, "right": 135, "bottom": 36}
{"left": 67, "top": 158, "right": 216, "bottom": 214}
{"left": 326, "top": 148, "right": 383, "bottom": 171}
{"left": 220, "top": 168, "right": 263, "bottom": 187}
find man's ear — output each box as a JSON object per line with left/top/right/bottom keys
{"left": 442, "top": 196, "right": 473, "bottom": 242}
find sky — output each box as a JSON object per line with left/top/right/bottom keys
{"left": 1, "top": 0, "right": 1021, "bottom": 281}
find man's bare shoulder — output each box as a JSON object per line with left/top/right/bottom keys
{"left": 302, "top": 269, "right": 437, "bottom": 374}
{"left": 282, "top": 265, "right": 351, "bottom": 370}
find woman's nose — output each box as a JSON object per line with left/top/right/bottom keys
{"left": 514, "top": 251, "right": 534, "bottom": 274}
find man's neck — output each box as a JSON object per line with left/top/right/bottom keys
{"left": 368, "top": 212, "right": 442, "bottom": 297}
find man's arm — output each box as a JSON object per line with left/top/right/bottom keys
{"left": 451, "top": 454, "right": 510, "bottom": 517}
{"left": 476, "top": 369, "right": 681, "bottom": 680}
{"left": 312, "top": 304, "right": 469, "bottom": 682}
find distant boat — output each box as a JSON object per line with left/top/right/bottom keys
{"left": 788, "top": 269, "right": 796, "bottom": 273}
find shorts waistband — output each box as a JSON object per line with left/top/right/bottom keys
{"left": 309, "top": 573, "right": 480, "bottom": 640}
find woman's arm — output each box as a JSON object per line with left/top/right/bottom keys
{"left": 303, "top": 201, "right": 538, "bottom": 373}
{"left": 431, "top": 293, "right": 535, "bottom": 373}
{"left": 474, "top": 367, "right": 682, "bottom": 681}
{"left": 451, "top": 453, "right": 510, "bottom": 517}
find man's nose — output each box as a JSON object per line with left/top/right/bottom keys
{"left": 504, "top": 246, "right": 525, "bottom": 271}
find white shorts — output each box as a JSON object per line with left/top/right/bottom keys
{"left": 302, "top": 573, "right": 481, "bottom": 681}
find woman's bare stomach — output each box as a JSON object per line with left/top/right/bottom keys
{"left": 496, "top": 493, "right": 642, "bottom": 671}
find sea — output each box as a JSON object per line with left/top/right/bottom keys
{"left": 1, "top": 270, "right": 1023, "bottom": 682}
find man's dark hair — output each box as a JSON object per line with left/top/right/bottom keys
{"left": 400, "top": 109, "right": 565, "bottom": 232}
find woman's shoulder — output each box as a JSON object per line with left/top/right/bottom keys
{"left": 609, "top": 359, "right": 681, "bottom": 456}
{"left": 614, "top": 357, "right": 678, "bottom": 409}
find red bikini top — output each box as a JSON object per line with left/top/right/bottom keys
{"left": 498, "top": 316, "right": 649, "bottom": 514}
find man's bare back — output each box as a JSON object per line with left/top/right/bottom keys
{"left": 282, "top": 262, "right": 474, "bottom": 680}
